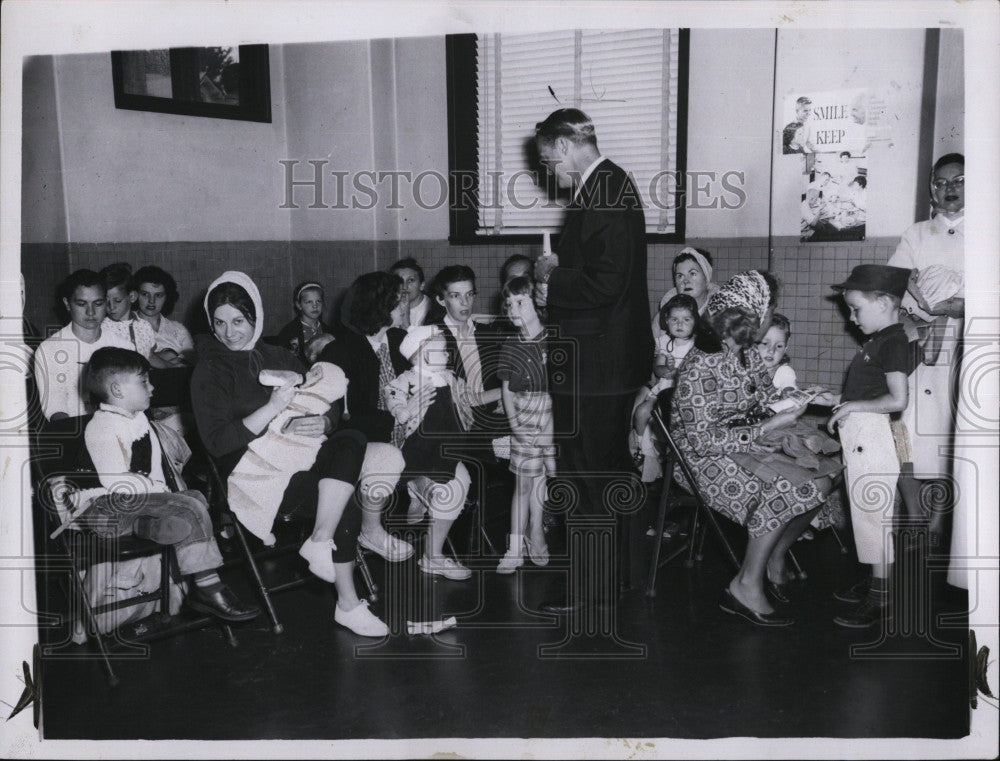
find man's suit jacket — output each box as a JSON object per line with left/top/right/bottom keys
{"left": 546, "top": 158, "right": 653, "bottom": 396}
{"left": 318, "top": 327, "right": 410, "bottom": 443}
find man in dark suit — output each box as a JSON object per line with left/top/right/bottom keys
{"left": 533, "top": 108, "right": 653, "bottom": 616}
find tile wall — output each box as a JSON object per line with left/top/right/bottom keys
{"left": 21, "top": 235, "right": 900, "bottom": 392}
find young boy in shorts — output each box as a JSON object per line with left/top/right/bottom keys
{"left": 817, "top": 265, "right": 918, "bottom": 628}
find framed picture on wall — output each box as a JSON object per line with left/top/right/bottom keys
{"left": 111, "top": 44, "right": 271, "bottom": 122}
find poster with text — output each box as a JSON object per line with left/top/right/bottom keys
{"left": 800, "top": 153, "right": 867, "bottom": 242}
{"left": 782, "top": 88, "right": 868, "bottom": 155}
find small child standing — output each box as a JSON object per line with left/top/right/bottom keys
{"left": 99, "top": 263, "right": 159, "bottom": 362}
{"left": 79, "top": 347, "right": 259, "bottom": 623}
{"left": 819, "top": 265, "right": 916, "bottom": 629}
{"left": 631, "top": 294, "right": 700, "bottom": 483}
{"left": 494, "top": 276, "right": 555, "bottom": 573}
{"left": 277, "top": 282, "right": 333, "bottom": 367}
{"left": 756, "top": 312, "right": 798, "bottom": 391}
{"left": 385, "top": 325, "right": 474, "bottom": 581}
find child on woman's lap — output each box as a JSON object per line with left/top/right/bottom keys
{"left": 632, "top": 295, "right": 700, "bottom": 483}
{"left": 385, "top": 325, "right": 475, "bottom": 581}
{"left": 756, "top": 312, "right": 797, "bottom": 392}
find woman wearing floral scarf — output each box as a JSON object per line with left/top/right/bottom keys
{"left": 669, "top": 270, "right": 834, "bottom": 627}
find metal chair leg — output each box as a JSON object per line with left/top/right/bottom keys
{"left": 70, "top": 567, "right": 119, "bottom": 688}
{"left": 831, "top": 524, "right": 849, "bottom": 554}
{"left": 645, "top": 460, "right": 675, "bottom": 597}
{"left": 230, "top": 517, "right": 284, "bottom": 634}
{"left": 355, "top": 546, "right": 378, "bottom": 602}
{"left": 787, "top": 547, "right": 806, "bottom": 579}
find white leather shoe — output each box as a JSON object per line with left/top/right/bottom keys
{"left": 496, "top": 548, "right": 523, "bottom": 575}
{"left": 359, "top": 530, "right": 415, "bottom": 562}
{"left": 335, "top": 600, "right": 389, "bottom": 637}
{"left": 298, "top": 538, "right": 337, "bottom": 583}
{"left": 418, "top": 555, "right": 472, "bottom": 581}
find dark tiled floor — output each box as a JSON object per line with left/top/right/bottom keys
{"left": 37, "top": 484, "right": 970, "bottom": 741}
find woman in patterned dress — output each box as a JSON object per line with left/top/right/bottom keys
{"left": 670, "top": 270, "right": 833, "bottom": 627}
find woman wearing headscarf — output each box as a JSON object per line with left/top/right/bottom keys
{"left": 190, "top": 271, "right": 404, "bottom": 636}
{"left": 670, "top": 270, "right": 834, "bottom": 627}
{"left": 651, "top": 247, "right": 720, "bottom": 341}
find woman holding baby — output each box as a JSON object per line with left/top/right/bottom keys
{"left": 191, "top": 271, "right": 407, "bottom": 637}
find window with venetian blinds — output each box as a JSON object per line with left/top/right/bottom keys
{"left": 470, "top": 29, "right": 685, "bottom": 239}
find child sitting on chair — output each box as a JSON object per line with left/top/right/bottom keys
{"left": 631, "top": 294, "right": 700, "bottom": 483}
{"left": 384, "top": 324, "right": 474, "bottom": 581}
{"left": 79, "top": 347, "right": 259, "bottom": 623}
{"left": 495, "top": 276, "right": 555, "bottom": 573}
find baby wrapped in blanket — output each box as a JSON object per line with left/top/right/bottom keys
{"left": 227, "top": 362, "right": 348, "bottom": 545}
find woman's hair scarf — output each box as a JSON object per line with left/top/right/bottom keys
{"left": 676, "top": 246, "right": 713, "bottom": 284}
{"left": 203, "top": 270, "right": 264, "bottom": 352}
{"left": 706, "top": 270, "right": 771, "bottom": 322}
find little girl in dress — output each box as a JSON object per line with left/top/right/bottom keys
{"left": 494, "top": 276, "right": 555, "bottom": 573}
{"left": 631, "top": 294, "right": 700, "bottom": 483}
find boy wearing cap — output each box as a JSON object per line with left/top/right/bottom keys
{"left": 818, "top": 264, "right": 917, "bottom": 628}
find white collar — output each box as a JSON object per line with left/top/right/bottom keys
{"left": 98, "top": 402, "right": 142, "bottom": 419}
{"left": 933, "top": 213, "right": 964, "bottom": 229}
{"left": 444, "top": 313, "right": 475, "bottom": 336}
{"left": 413, "top": 366, "right": 449, "bottom": 387}
{"left": 366, "top": 331, "right": 388, "bottom": 352}
{"left": 572, "top": 155, "right": 606, "bottom": 202}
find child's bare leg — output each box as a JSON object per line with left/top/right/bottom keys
{"left": 499, "top": 473, "right": 531, "bottom": 571}
{"left": 525, "top": 472, "right": 549, "bottom": 565}
{"left": 633, "top": 397, "right": 654, "bottom": 436}
{"left": 510, "top": 473, "right": 531, "bottom": 538}
{"left": 526, "top": 473, "right": 547, "bottom": 549}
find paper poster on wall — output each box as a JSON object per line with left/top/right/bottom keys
{"left": 800, "top": 153, "right": 867, "bottom": 242}
{"left": 782, "top": 89, "right": 868, "bottom": 155}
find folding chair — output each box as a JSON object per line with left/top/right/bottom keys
{"left": 33, "top": 417, "right": 234, "bottom": 687}
{"left": 644, "top": 394, "right": 741, "bottom": 598}
{"left": 204, "top": 455, "right": 377, "bottom": 635}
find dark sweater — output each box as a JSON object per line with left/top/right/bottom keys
{"left": 317, "top": 327, "right": 409, "bottom": 443}
{"left": 190, "top": 335, "right": 341, "bottom": 478}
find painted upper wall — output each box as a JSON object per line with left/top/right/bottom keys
{"left": 26, "top": 49, "right": 291, "bottom": 243}
{"left": 685, "top": 28, "right": 775, "bottom": 238}
{"left": 934, "top": 29, "right": 964, "bottom": 159}
{"left": 23, "top": 29, "right": 952, "bottom": 244}
{"left": 21, "top": 56, "right": 68, "bottom": 244}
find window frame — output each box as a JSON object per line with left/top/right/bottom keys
{"left": 445, "top": 30, "right": 689, "bottom": 246}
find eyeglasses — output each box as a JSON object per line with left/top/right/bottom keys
{"left": 931, "top": 175, "right": 964, "bottom": 191}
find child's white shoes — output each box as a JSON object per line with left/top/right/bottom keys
{"left": 526, "top": 536, "right": 549, "bottom": 567}
{"left": 497, "top": 534, "right": 525, "bottom": 574}
{"left": 299, "top": 537, "right": 337, "bottom": 583}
